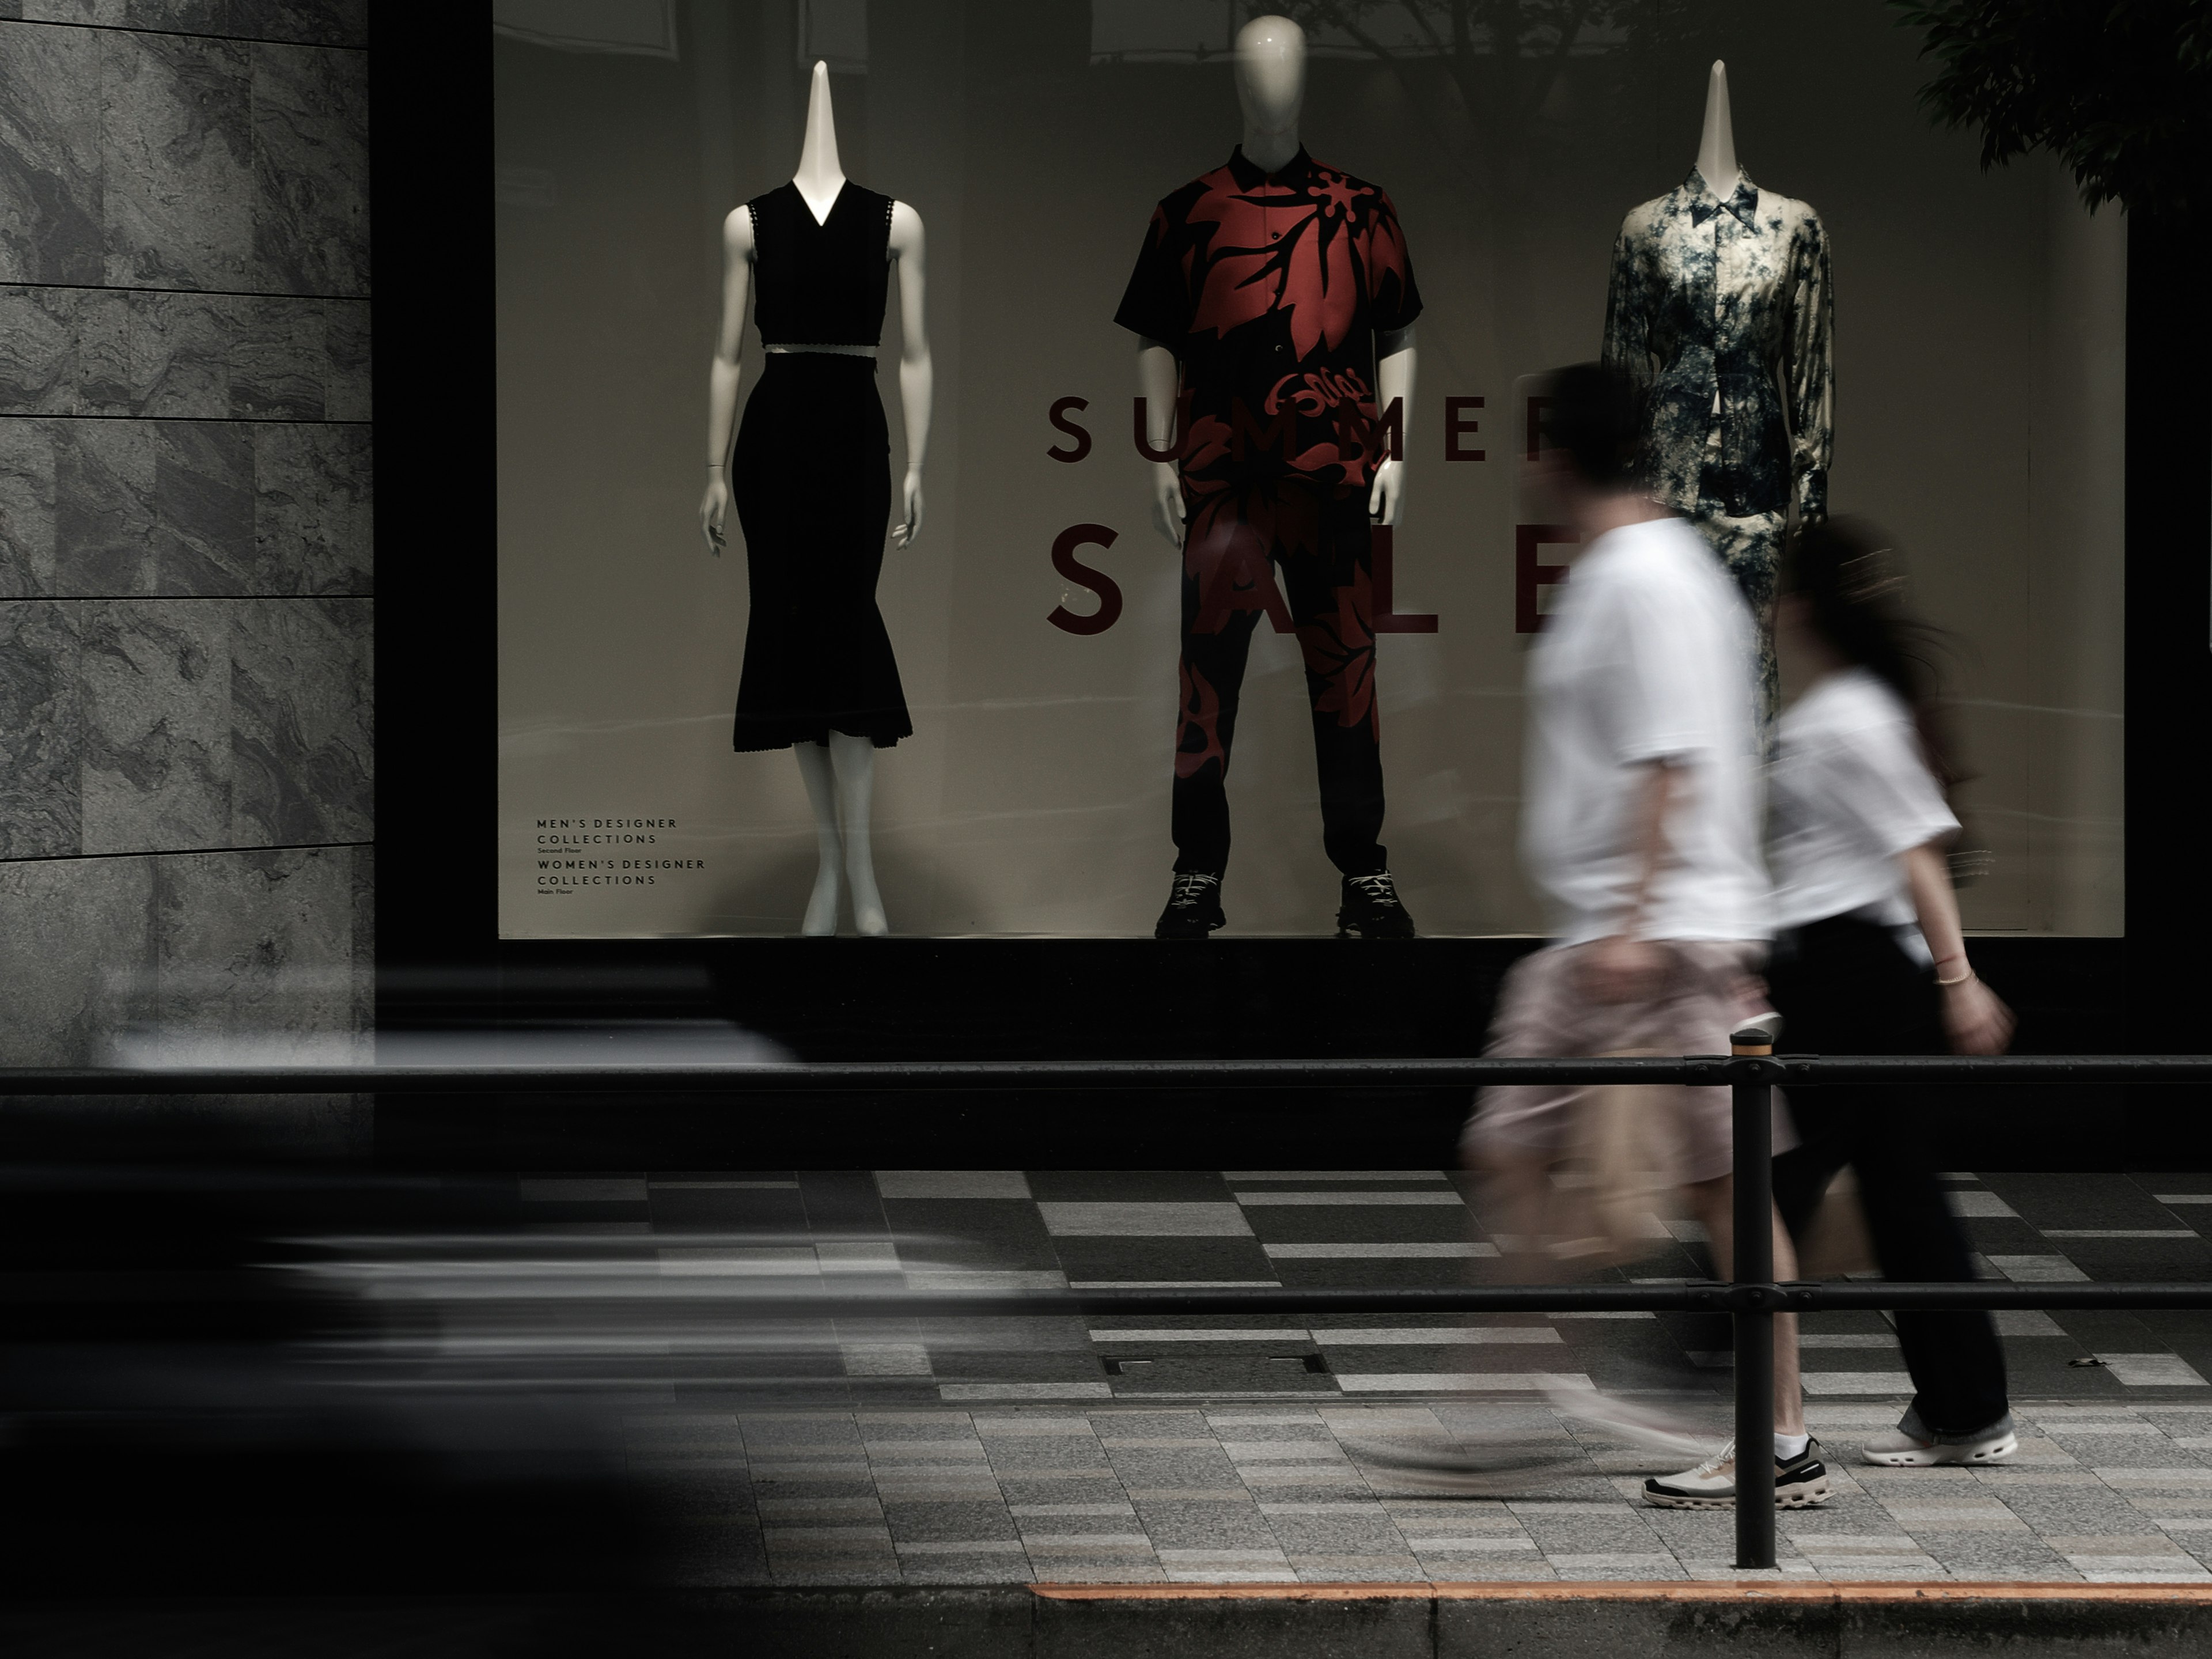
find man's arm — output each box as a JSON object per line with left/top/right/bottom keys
{"left": 1578, "top": 759, "right": 1680, "bottom": 1003}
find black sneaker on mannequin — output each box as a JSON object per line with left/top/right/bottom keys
{"left": 1337, "top": 872, "right": 1415, "bottom": 938}
{"left": 1154, "top": 871, "right": 1226, "bottom": 939}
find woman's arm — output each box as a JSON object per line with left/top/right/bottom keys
{"left": 889, "top": 200, "right": 930, "bottom": 547}
{"left": 1901, "top": 841, "right": 2014, "bottom": 1055}
{"left": 699, "top": 206, "right": 755, "bottom": 555}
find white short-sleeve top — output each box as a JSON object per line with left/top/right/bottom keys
{"left": 1522, "top": 514, "right": 1769, "bottom": 946}
{"left": 1768, "top": 666, "right": 1958, "bottom": 931}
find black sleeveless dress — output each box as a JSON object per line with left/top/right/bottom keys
{"left": 729, "top": 181, "right": 912, "bottom": 752}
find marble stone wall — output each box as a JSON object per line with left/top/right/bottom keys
{"left": 0, "top": 1, "right": 370, "bottom": 1065}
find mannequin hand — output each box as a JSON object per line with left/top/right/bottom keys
{"left": 1368, "top": 458, "right": 1404, "bottom": 526}
{"left": 1942, "top": 975, "right": 2014, "bottom": 1055}
{"left": 700, "top": 474, "right": 730, "bottom": 556}
{"left": 892, "top": 471, "right": 924, "bottom": 548}
{"left": 1577, "top": 934, "right": 1668, "bottom": 1005}
{"left": 1149, "top": 462, "right": 1184, "bottom": 548}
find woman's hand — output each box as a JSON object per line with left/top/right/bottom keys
{"left": 700, "top": 472, "right": 730, "bottom": 556}
{"left": 1941, "top": 975, "right": 2014, "bottom": 1055}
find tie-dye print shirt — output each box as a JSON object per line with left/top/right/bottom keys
{"left": 1602, "top": 168, "right": 1832, "bottom": 524}
{"left": 1115, "top": 146, "right": 1422, "bottom": 494}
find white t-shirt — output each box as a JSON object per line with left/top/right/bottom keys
{"left": 1768, "top": 667, "right": 1958, "bottom": 931}
{"left": 1522, "top": 514, "right": 1769, "bottom": 946}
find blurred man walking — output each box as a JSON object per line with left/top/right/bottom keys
{"left": 1463, "top": 362, "right": 1821, "bottom": 1510}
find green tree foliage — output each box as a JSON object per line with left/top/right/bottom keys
{"left": 1894, "top": 0, "right": 2211, "bottom": 222}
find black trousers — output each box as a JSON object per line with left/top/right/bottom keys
{"left": 1768, "top": 915, "right": 2010, "bottom": 1437}
{"left": 1170, "top": 479, "right": 1387, "bottom": 878}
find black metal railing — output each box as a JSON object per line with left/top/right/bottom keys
{"left": 5, "top": 1055, "right": 2210, "bottom": 1092}
{"left": 6, "top": 1048, "right": 2211, "bottom": 1571}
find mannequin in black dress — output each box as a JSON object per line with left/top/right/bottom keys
{"left": 700, "top": 60, "right": 932, "bottom": 937}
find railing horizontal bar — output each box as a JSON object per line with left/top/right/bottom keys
{"left": 1771, "top": 1058, "right": 2212, "bottom": 1083}
{"left": 3, "top": 1055, "right": 2212, "bottom": 1096}
{"left": 1800, "top": 1282, "right": 2212, "bottom": 1310}
{"left": 167, "top": 1283, "right": 2199, "bottom": 1318}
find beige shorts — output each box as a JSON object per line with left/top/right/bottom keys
{"left": 1461, "top": 939, "right": 1786, "bottom": 1186}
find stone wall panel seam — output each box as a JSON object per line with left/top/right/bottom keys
{"left": 0, "top": 18, "right": 368, "bottom": 56}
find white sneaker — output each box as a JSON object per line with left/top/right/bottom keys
{"left": 1862, "top": 1421, "right": 2017, "bottom": 1467}
{"left": 1642, "top": 1438, "right": 1831, "bottom": 1509}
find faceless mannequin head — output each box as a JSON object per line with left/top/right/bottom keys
{"left": 1696, "top": 59, "right": 1739, "bottom": 194}
{"left": 1234, "top": 16, "right": 1306, "bottom": 171}
{"left": 797, "top": 60, "right": 844, "bottom": 184}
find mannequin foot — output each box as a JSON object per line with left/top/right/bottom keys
{"left": 802, "top": 863, "right": 842, "bottom": 937}
{"left": 1154, "top": 871, "right": 1225, "bottom": 939}
{"left": 849, "top": 870, "right": 888, "bottom": 937}
{"left": 1337, "top": 872, "right": 1416, "bottom": 939}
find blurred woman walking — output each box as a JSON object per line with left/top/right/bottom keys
{"left": 1765, "top": 518, "right": 2016, "bottom": 1467}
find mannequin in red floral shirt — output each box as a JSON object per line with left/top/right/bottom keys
{"left": 1116, "top": 15, "right": 1421, "bottom": 940}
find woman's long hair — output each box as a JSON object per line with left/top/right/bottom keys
{"left": 1785, "top": 517, "right": 1962, "bottom": 792}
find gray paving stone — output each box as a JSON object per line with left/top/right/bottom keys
{"left": 997, "top": 1476, "right": 1128, "bottom": 1505}
{"left": 527, "top": 1168, "right": 2212, "bottom": 1584}
{"left": 985, "top": 1441, "right": 1115, "bottom": 1475}
{"left": 1132, "top": 1499, "right": 1282, "bottom": 1550}
{"left": 1255, "top": 1513, "right": 1408, "bottom": 1554}
{"left": 1287, "top": 1552, "right": 1426, "bottom": 1581}
{"left": 881, "top": 1501, "right": 1018, "bottom": 1544}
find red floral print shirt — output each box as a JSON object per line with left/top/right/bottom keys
{"left": 1115, "top": 146, "right": 1422, "bottom": 496}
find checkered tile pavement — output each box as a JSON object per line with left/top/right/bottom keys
{"left": 513, "top": 1168, "right": 2212, "bottom": 1584}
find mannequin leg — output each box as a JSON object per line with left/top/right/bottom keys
{"left": 827, "top": 732, "right": 888, "bottom": 937}
{"left": 794, "top": 741, "right": 843, "bottom": 937}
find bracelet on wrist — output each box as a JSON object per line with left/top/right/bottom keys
{"left": 1936, "top": 967, "right": 1975, "bottom": 988}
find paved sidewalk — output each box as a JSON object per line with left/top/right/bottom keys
{"left": 493, "top": 1164, "right": 2212, "bottom": 1586}
{"left": 518, "top": 1165, "right": 2212, "bottom": 1409}
{"left": 643, "top": 1397, "right": 2212, "bottom": 1588}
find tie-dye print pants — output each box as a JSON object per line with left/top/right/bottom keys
{"left": 1689, "top": 429, "right": 1787, "bottom": 744}
{"left": 1170, "top": 478, "right": 1387, "bottom": 878}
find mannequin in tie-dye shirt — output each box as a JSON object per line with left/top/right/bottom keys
{"left": 1603, "top": 167, "right": 1833, "bottom": 725}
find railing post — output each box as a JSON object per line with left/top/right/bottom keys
{"left": 1731, "top": 1024, "right": 1776, "bottom": 1570}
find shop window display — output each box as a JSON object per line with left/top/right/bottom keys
{"left": 495, "top": 1, "right": 2123, "bottom": 940}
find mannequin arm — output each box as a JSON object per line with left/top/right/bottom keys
{"left": 1787, "top": 214, "right": 1834, "bottom": 522}
{"left": 1370, "top": 326, "right": 1415, "bottom": 524}
{"left": 889, "top": 200, "right": 931, "bottom": 547}
{"left": 700, "top": 206, "right": 755, "bottom": 556}
{"left": 1137, "top": 340, "right": 1181, "bottom": 547}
